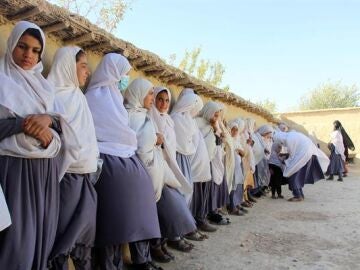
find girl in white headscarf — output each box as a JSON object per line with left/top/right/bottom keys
{"left": 326, "top": 121, "right": 346, "bottom": 181}
{"left": 171, "top": 89, "right": 216, "bottom": 238}
{"left": 273, "top": 130, "right": 329, "bottom": 201}
{"left": 227, "top": 119, "right": 248, "bottom": 215}
{"left": 0, "top": 21, "right": 78, "bottom": 270}
{"left": 149, "top": 86, "right": 196, "bottom": 252}
{"left": 86, "top": 54, "right": 161, "bottom": 270}
{"left": 196, "top": 101, "right": 230, "bottom": 226}
{"left": 47, "top": 46, "right": 98, "bottom": 269}
{"left": 251, "top": 125, "right": 274, "bottom": 197}
{"left": 125, "top": 79, "right": 197, "bottom": 263}
{"left": 241, "top": 118, "right": 257, "bottom": 207}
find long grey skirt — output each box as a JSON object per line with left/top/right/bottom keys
{"left": 326, "top": 151, "right": 345, "bottom": 176}
{"left": 207, "top": 178, "right": 230, "bottom": 212}
{"left": 95, "top": 154, "right": 160, "bottom": 247}
{"left": 176, "top": 152, "right": 193, "bottom": 205}
{"left": 288, "top": 155, "right": 325, "bottom": 191}
{"left": 190, "top": 181, "right": 211, "bottom": 224}
{"left": 156, "top": 186, "right": 196, "bottom": 238}
{"left": 0, "top": 156, "right": 60, "bottom": 270}
{"left": 50, "top": 173, "right": 97, "bottom": 263}
{"left": 229, "top": 184, "right": 243, "bottom": 211}
{"left": 176, "top": 153, "right": 192, "bottom": 185}
{"left": 256, "top": 158, "right": 271, "bottom": 187}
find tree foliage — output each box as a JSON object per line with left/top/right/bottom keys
{"left": 50, "top": 0, "right": 132, "bottom": 33}
{"left": 299, "top": 81, "right": 360, "bottom": 110}
{"left": 256, "top": 98, "right": 277, "bottom": 113}
{"left": 170, "top": 47, "right": 227, "bottom": 89}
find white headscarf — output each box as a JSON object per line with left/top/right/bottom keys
{"left": 85, "top": 53, "right": 137, "bottom": 158}
{"left": 273, "top": 130, "right": 329, "bottom": 177}
{"left": 196, "top": 101, "right": 222, "bottom": 161}
{"left": 330, "top": 130, "right": 345, "bottom": 161}
{"left": 0, "top": 21, "right": 79, "bottom": 177}
{"left": 47, "top": 46, "right": 99, "bottom": 174}
{"left": 217, "top": 103, "right": 235, "bottom": 191}
{"left": 196, "top": 101, "right": 225, "bottom": 185}
{"left": 229, "top": 119, "right": 245, "bottom": 188}
{"left": 125, "top": 79, "right": 181, "bottom": 202}
{"left": 148, "top": 87, "right": 192, "bottom": 194}
{"left": 278, "top": 122, "right": 289, "bottom": 132}
{"left": 0, "top": 185, "right": 11, "bottom": 231}
{"left": 253, "top": 124, "right": 274, "bottom": 164}
{"left": 171, "top": 91, "right": 203, "bottom": 155}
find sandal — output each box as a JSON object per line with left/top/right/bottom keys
{"left": 241, "top": 201, "right": 252, "bottom": 208}
{"left": 161, "top": 244, "right": 175, "bottom": 260}
{"left": 150, "top": 247, "right": 172, "bottom": 263}
{"left": 197, "top": 230, "right": 209, "bottom": 239}
{"left": 167, "top": 239, "right": 194, "bottom": 252}
{"left": 184, "top": 231, "right": 206, "bottom": 241}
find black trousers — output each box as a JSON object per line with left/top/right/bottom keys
{"left": 269, "top": 164, "right": 283, "bottom": 196}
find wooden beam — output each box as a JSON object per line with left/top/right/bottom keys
{"left": 64, "top": 32, "right": 95, "bottom": 45}
{"left": 136, "top": 63, "right": 156, "bottom": 70}
{"left": 42, "top": 21, "right": 70, "bottom": 33}
{"left": 159, "top": 74, "right": 177, "bottom": 81}
{"left": 145, "top": 70, "right": 166, "bottom": 77}
{"left": 86, "top": 40, "right": 116, "bottom": 51}
{"left": 9, "top": 6, "right": 43, "bottom": 21}
{"left": 167, "top": 78, "right": 188, "bottom": 85}
{"left": 140, "top": 65, "right": 162, "bottom": 72}
{"left": 131, "top": 58, "right": 147, "bottom": 67}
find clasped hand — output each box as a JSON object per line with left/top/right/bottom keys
{"left": 23, "top": 114, "right": 53, "bottom": 148}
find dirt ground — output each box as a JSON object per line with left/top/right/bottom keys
{"left": 159, "top": 164, "right": 360, "bottom": 270}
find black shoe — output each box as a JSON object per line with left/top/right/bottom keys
{"left": 134, "top": 262, "right": 164, "bottom": 270}
{"left": 337, "top": 178, "right": 343, "bottom": 182}
{"left": 326, "top": 175, "right": 334, "bottom": 180}
{"left": 277, "top": 195, "right": 284, "bottom": 199}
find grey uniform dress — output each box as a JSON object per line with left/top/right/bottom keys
{"left": 0, "top": 117, "right": 61, "bottom": 270}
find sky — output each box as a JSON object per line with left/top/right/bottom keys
{"left": 111, "top": 0, "right": 360, "bottom": 111}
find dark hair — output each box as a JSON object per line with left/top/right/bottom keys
{"left": 76, "top": 49, "right": 86, "bottom": 62}
{"left": 21, "top": 28, "right": 43, "bottom": 55}
{"left": 157, "top": 89, "right": 168, "bottom": 96}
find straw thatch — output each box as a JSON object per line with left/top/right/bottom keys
{"left": 0, "top": 0, "right": 278, "bottom": 122}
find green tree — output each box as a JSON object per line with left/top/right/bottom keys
{"left": 169, "top": 47, "right": 228, "bottom": 89}
{"left": 49, "top": 0, "right": 132, "bottom": 33}
{"left": 256, "top": 98, "right": 277, "bottom": 112}
{"left": 299, "top": 81, "right": 360, "bottom": 110}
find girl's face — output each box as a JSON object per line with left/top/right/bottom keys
{"left": 143, "top": 88, "right": 155, "bottom": 110}
{"left": 211, "top": 111, "right": 220, "bottom": 123}
{"left": 231, "top": 127, "right": 239, "bottom": 137}
{"left": 263, "top": 132, "right": 273, "bottom": 141}
{"left": 155, "top": 90, "right": 170, "bottom": 113}
{"left": 12, "top": 34, "right": 42, "bottom": 70}
{"left": 76, "top": 54, "right": 90, "bottom": 88}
